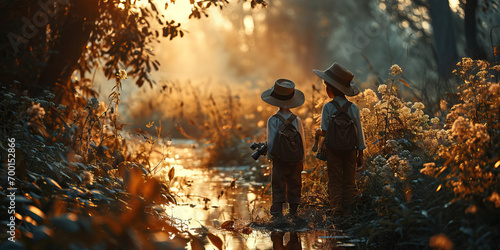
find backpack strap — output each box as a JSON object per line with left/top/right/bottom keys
{"left": 274, "top": 114, "right": 297, "bottom": 132}
{"left": 330, "top": 99, "right": 352, "bottom": 113}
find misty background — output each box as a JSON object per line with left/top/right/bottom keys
{"left": 90, "top": 0, "right": 500, "bottom": 138}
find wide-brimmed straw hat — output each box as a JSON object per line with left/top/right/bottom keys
{"left": 313, "top": 62, "right": 360, "bottom": 96}
{"left": 261, "top": 79, "right": 305, "bottom": 108}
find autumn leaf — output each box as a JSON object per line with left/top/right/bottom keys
{"left": 189, "top": 232, "right": 204, "bottom": 250}
{"left": 163, "top": 224, "right": 182, "bottom": 235}
{"left": 168, "top": 167, "right": 175, "bottom": 181}
{"left": 241, "top": 227, "right": 252, "bottom": 235}
{"left": 399, "top": 78, "right": 410, "bottom": 87}
{"left": 44, "top": 177, "right": 62, "bottom": 190}
{"left": 220, "top": 220, "right": 234, "bottom": 230}
{"left": 26, "top": 205, "right": 46, "bottom": 222}
{"left": 207, "top": 233, "right": 223, "bottom": 250}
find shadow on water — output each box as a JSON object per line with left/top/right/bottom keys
{"left": 160, "top": 140, "right": 364, "bottom": 249}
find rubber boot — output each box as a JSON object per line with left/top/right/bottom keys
{"left": 289, "top": 203, "right": 299, "bottom": 216}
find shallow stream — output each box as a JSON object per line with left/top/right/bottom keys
{"left": 157, "top": 140, "right": 362, "bottom": 249}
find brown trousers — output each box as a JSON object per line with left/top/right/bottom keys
{"left": 270, "top": 160, "right": 303, "bottom": 215}
{"left": 326, "top": 148, "right": 357, "bottom": 213}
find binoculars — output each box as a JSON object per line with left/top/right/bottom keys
{"left": 250, "top": 142, "right": 268, "bottom": 160}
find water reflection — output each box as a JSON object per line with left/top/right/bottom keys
{"left": 271, "top": 231, "right": 302, "bottom": 250}
{"left": 151, "top": 140, "right": 361, "bottom": 249}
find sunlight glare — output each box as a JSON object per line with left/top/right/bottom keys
{"left": 243, "top": 15, "right": 255, "bottom": 35}
{"left": 401, "top": 20, "right": 409, "bottom": 28}
{"left": 240, "top": 43, "right": 249, "bottom": 52}
{"left": 247, "top": 192, "right": 256, "bottom": 202}
{"left": 161, "top": 0, "right": 202, "bottom": 22}
{"left": 449, "top": 0, "right": 460, "bottom": 12}
{"left": 422, "top": 21, "right": 430, "bottom": 32}
{"left": 211, "top": 11, "right": 234, "bottom": 31}
{"left": 449, "top": 0, "right": 464, "bottom": 18}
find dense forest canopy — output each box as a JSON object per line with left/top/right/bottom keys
{"left": 1, "top": 1, "right": 500, "bottom": 249}
{"left": 97, "top": 0, "right": 498, "bottom": 133}
{"left": 0, "top": 0, "right": 498, "bottom": 100}
{"left": 0, "top": 0, "right": 499, "bottom": 138}
{"left": 0, "top": 0, "right": 266, "bottom": 99}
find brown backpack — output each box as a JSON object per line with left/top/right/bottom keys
{"left": 270, "top": 114, "right": 304, "bottom": 164}
{"left": 326, "top": 100, "right": 358, "bottom": 152}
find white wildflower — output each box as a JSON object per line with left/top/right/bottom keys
{"left": 386, "top": 139, "right": 398, "bottom": 149}
{"left": 476, "top": 70, "right": 488, "bottom": 78}
{"left": 361, "top": 108, "right": 370, "bottom": 117}
{"left": 460, "top": 57, "right": 474, "bottom": 68}
{"left": 378, "top": 84, "right": 387, "bottom": 94}
{"left": 489, "top": 83, "right": 500, "bottom": 95}
{"left": 431, "top": 117, "right": 440, "bottom": 125}
{"left": 473, "top": 123, "right": 490, "bottom": 143}
{"left": 389, "top": 64, "right": 403, "bottom": 76}
{"left": 27, "top": 103, "right": 45, "bottom": 120}
{"left": 372, "top": 155, "right": 387, "bottom": 166}
{"left": 387, "top": 155, "right": 400, "bottom": 166}
{"left": 400, "top": 106, "right": 411, "bottom": 116}
{"left": 440, "top": 100, "right": 448, "bottom": 110}
{"left": 451, "top": 116, "right": 470, "bottom": 140}
{"left": 363, "top": 88, "right": 378, "bottom": 104}
{"left": 411, "top": 102, "right": 425, "bottom": 110}
{"left": 116, "top": 69, "right": 128, "bottom": 80}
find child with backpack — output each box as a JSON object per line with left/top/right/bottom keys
{"left": 261, "top": 79, "right": 306, "bottom": 219}
{"left": 313, "top": 62, "right": 366, "bottom": 216}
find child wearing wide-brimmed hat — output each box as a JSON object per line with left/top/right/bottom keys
{"left": 313, "top": 62, "right": 366, "bottom": 216}
{"left": 261, "top": 79, "right": 306, "bottom": 219}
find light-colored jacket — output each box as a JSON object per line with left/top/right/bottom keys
{"left": 266, "top": 109, "right": 306, "bottom": 161}
{"left": 321, "top": 96, "right": 366, "bottom": 150}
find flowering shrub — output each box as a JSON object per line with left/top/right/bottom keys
{"left": 421, "top": 58, "right": 500, "bottom": 200}
{"left": 359, "top": 60, "right": 500, "bottom": 249}
{"left": 351, "top": 83, "right": 444, "bottom": 159}
{"left": 301, "top": 61, "right": 500, "bottom": 248}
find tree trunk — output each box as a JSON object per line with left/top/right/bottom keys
{"left": 36, "top": 0, "right": 98, "bottom": 97}
{"left": 428, "top": 0, "right": 459, "bottom": 78}
{"left": 464, "top": 0, "right": 487, "bottom": 60}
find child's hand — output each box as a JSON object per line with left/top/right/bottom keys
{"left": 356, "top": 150, "right": 364, "bottom": 171}
{"left": 356, "top": 158, "right": 364, "bottom": 172}
{"left": 314, "top": 128, "right": 323, "bottom": 139}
